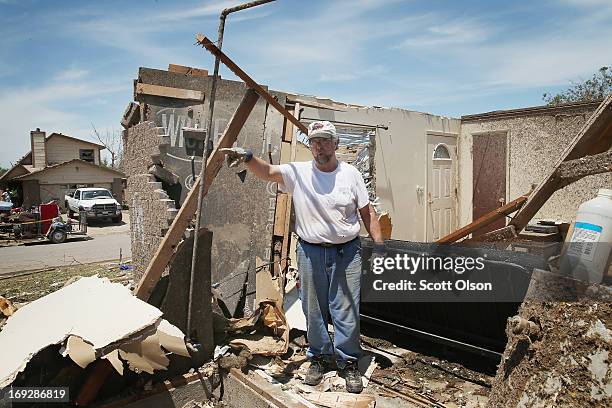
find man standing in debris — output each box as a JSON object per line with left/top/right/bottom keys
{"left": 221, "top": 120, "right": 385, "bottom": 393}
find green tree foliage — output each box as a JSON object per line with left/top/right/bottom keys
{"left": 0, "top": 167, "right": 7, "bottom": 177}
{"left": 543, "top": 66, "right": 612, "bottom": 106}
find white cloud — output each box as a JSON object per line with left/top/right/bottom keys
{"left": 318, "top": 65, "right": 388, "bottom": 82}
{"left": 394, "top": 19, "right": 491, "bottom": 49}
{"left": 54, "top": 68, "right": 89, "bottom": 82}
{"left": 0, "top": 74, "right": 129, "bottom": 167}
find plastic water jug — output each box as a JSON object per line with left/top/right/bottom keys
{"left": 560, "top": 188, "right": 612, "bottom": 284}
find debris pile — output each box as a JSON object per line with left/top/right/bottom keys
{"left": 0, "top": 276, "right": 189, "bottom": 389}
{"left": 488, "top": 269, "right": 612, "bottom": 406}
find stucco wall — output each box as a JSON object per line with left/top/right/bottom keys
{"left": 300, "top": 99, "right": 460, "bottom": 241}
{"left": 458, "top": 102, "right": 611, "bottom": 226}
{"left": 135, "top": 68, "right": 284, "bottom": 315}
{"left": 123, "top": 122, "right": 177, "bottom": 280}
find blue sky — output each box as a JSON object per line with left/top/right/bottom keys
{"left": 1, "top": 0, "right": 611, "bottom": 167}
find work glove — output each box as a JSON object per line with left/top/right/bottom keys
{"left": 370, "top": 241, "right": 387, "bottom": 275}
{"left": 219, "top": 147, "right": 253, "bottom": 168}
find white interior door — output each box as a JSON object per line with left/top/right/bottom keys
{"left": 427, "top": 135, "right": 457, "bottom": 241}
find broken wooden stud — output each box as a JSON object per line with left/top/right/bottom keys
{"left": 555, "top": 150, "right": 612, "bottom": 186}
{"left": 195, "top": 34, "right": 309, "bottom": 135}
{"left": 437, "top": 194, "right": 529, "bottom": 244}
{"left": 135, "top": 83, "right": 205, "bottom": 102}
{"left": 462, "top": 225, "right": 518, "bottom": 244}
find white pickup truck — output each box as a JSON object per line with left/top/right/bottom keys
{"left": 64, "top": 187, "right": 122, "bottom": 223}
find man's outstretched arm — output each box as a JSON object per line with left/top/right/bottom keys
{"left": 219, "top": 147, "right": 283, "bottom": 184}
{"left": 246, "top": 156, "right": 284, "bottom": 184}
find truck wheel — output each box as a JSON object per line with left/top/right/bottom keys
{"left": 113, "top": 213, "right": 123, "bottom": 224}
{"left": 50, "top": 229, "right": 67, "bottom": 244}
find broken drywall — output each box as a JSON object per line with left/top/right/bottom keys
{"left": 0, "top": 276, "right": 188, "bottom": 388}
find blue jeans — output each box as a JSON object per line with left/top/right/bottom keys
{"left": 296, "top": 238, "right": 362, "bottom": 368}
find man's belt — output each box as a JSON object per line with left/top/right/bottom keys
{"left": 299, "top": 236, "right": 359, "bottom": 248}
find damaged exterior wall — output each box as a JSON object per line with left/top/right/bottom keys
{"left": 126, "top": 68, "right": 284, "bottom": 316}
{"left": 459, "top": 101, "right": 612, "bottom": 227}
{"left": 123, "top": 122, "right": 178, "bottom": 281}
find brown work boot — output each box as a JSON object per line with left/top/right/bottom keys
{"left": 304, "top": 357, "right": 328, "bottom": 386}
{"left": 340, "top": 361, "right": 363, "bottom": 393}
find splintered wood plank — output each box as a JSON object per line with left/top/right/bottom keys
{"left": 283, "top": 116, "right": 294, "bottom": 143}
{"left": 136, "top": 83, "right": 204, "bottom": 101}
{"left": 168, "top": 64, "right": 208, "bottom": 77}
{"left": 274, "top": 193, "right": 288, "bottom": 237}
{"left": 279, "top": 103, "right": 299, "bottom": 289}
{"left": 555, "top": 150, "right": 612, "bottom": 183}
{"left": 437, "top": 194, "right": 528, "bottom": 244}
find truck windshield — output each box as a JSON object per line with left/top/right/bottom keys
{"left": 82, "top": 190, "right": 112, "bottom": 200}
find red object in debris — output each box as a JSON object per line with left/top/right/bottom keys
{"left": 39, "top": 201, "right": 60, "bottom": 235}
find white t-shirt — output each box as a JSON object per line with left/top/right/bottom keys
{"left": 278, "top": 161, "right": 369, "bottom": 244}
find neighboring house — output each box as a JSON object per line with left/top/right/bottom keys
{"left": 0, "top": 129, "right": 125, "bottom": 209}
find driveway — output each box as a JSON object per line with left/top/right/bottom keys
{"left": 0, "top": 211, "right": 131, "bottom": 275}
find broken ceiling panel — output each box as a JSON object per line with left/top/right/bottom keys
{"left": 157, "top": 320, "right": 190, "bottom": 357}
{"left": 62, "top": 335, "right": 97, "bottom": 369}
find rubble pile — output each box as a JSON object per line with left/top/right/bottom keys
{"left": 0, "top": 276, "right": 189, "bottom": 389}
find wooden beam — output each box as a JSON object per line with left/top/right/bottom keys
{"left": 196, "top": 34, "right": 308, "bottom": 135}
{"left": 556, "top": 150, "right": 612, "bottom": 182}
{"left": 437, "top": 194, "right": 528, "bottom": 244}
{"left": 134, "top": 88, "right": 260, "bottom": 300}
{"left": 511, "top": 95, "right": 612, "bottom": 230}
{"left": 462, "top": 225, "right": 517, "bottom": 243}
{"left": 273, "top": 193, "right": 288, "bottom": 237}
{"left": 279, "top": 103, "right": 300, "bottom": 289}
{"left": 136, "top": 82, "right": 204, "bottom": 101}
{"left": 286, "top": 96, "right": 347, "bottom": 112}
{"left": 283, "top": 116, "right": 294, "bottom": 143}
{"left": 168, "top": 63, "right": 209, "bottom": 77}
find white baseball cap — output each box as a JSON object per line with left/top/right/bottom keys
{"left": 307, "top": 121, "right": 337, "bottom": 140}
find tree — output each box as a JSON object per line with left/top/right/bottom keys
{"left": 91, "top": 124, "right": 123, "bottom": 171}
{"left": 543, "top": 66, "right": 612, "bottom": 106}
{"left": 0, "top": 167, "right": 7, "bottom": 177}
